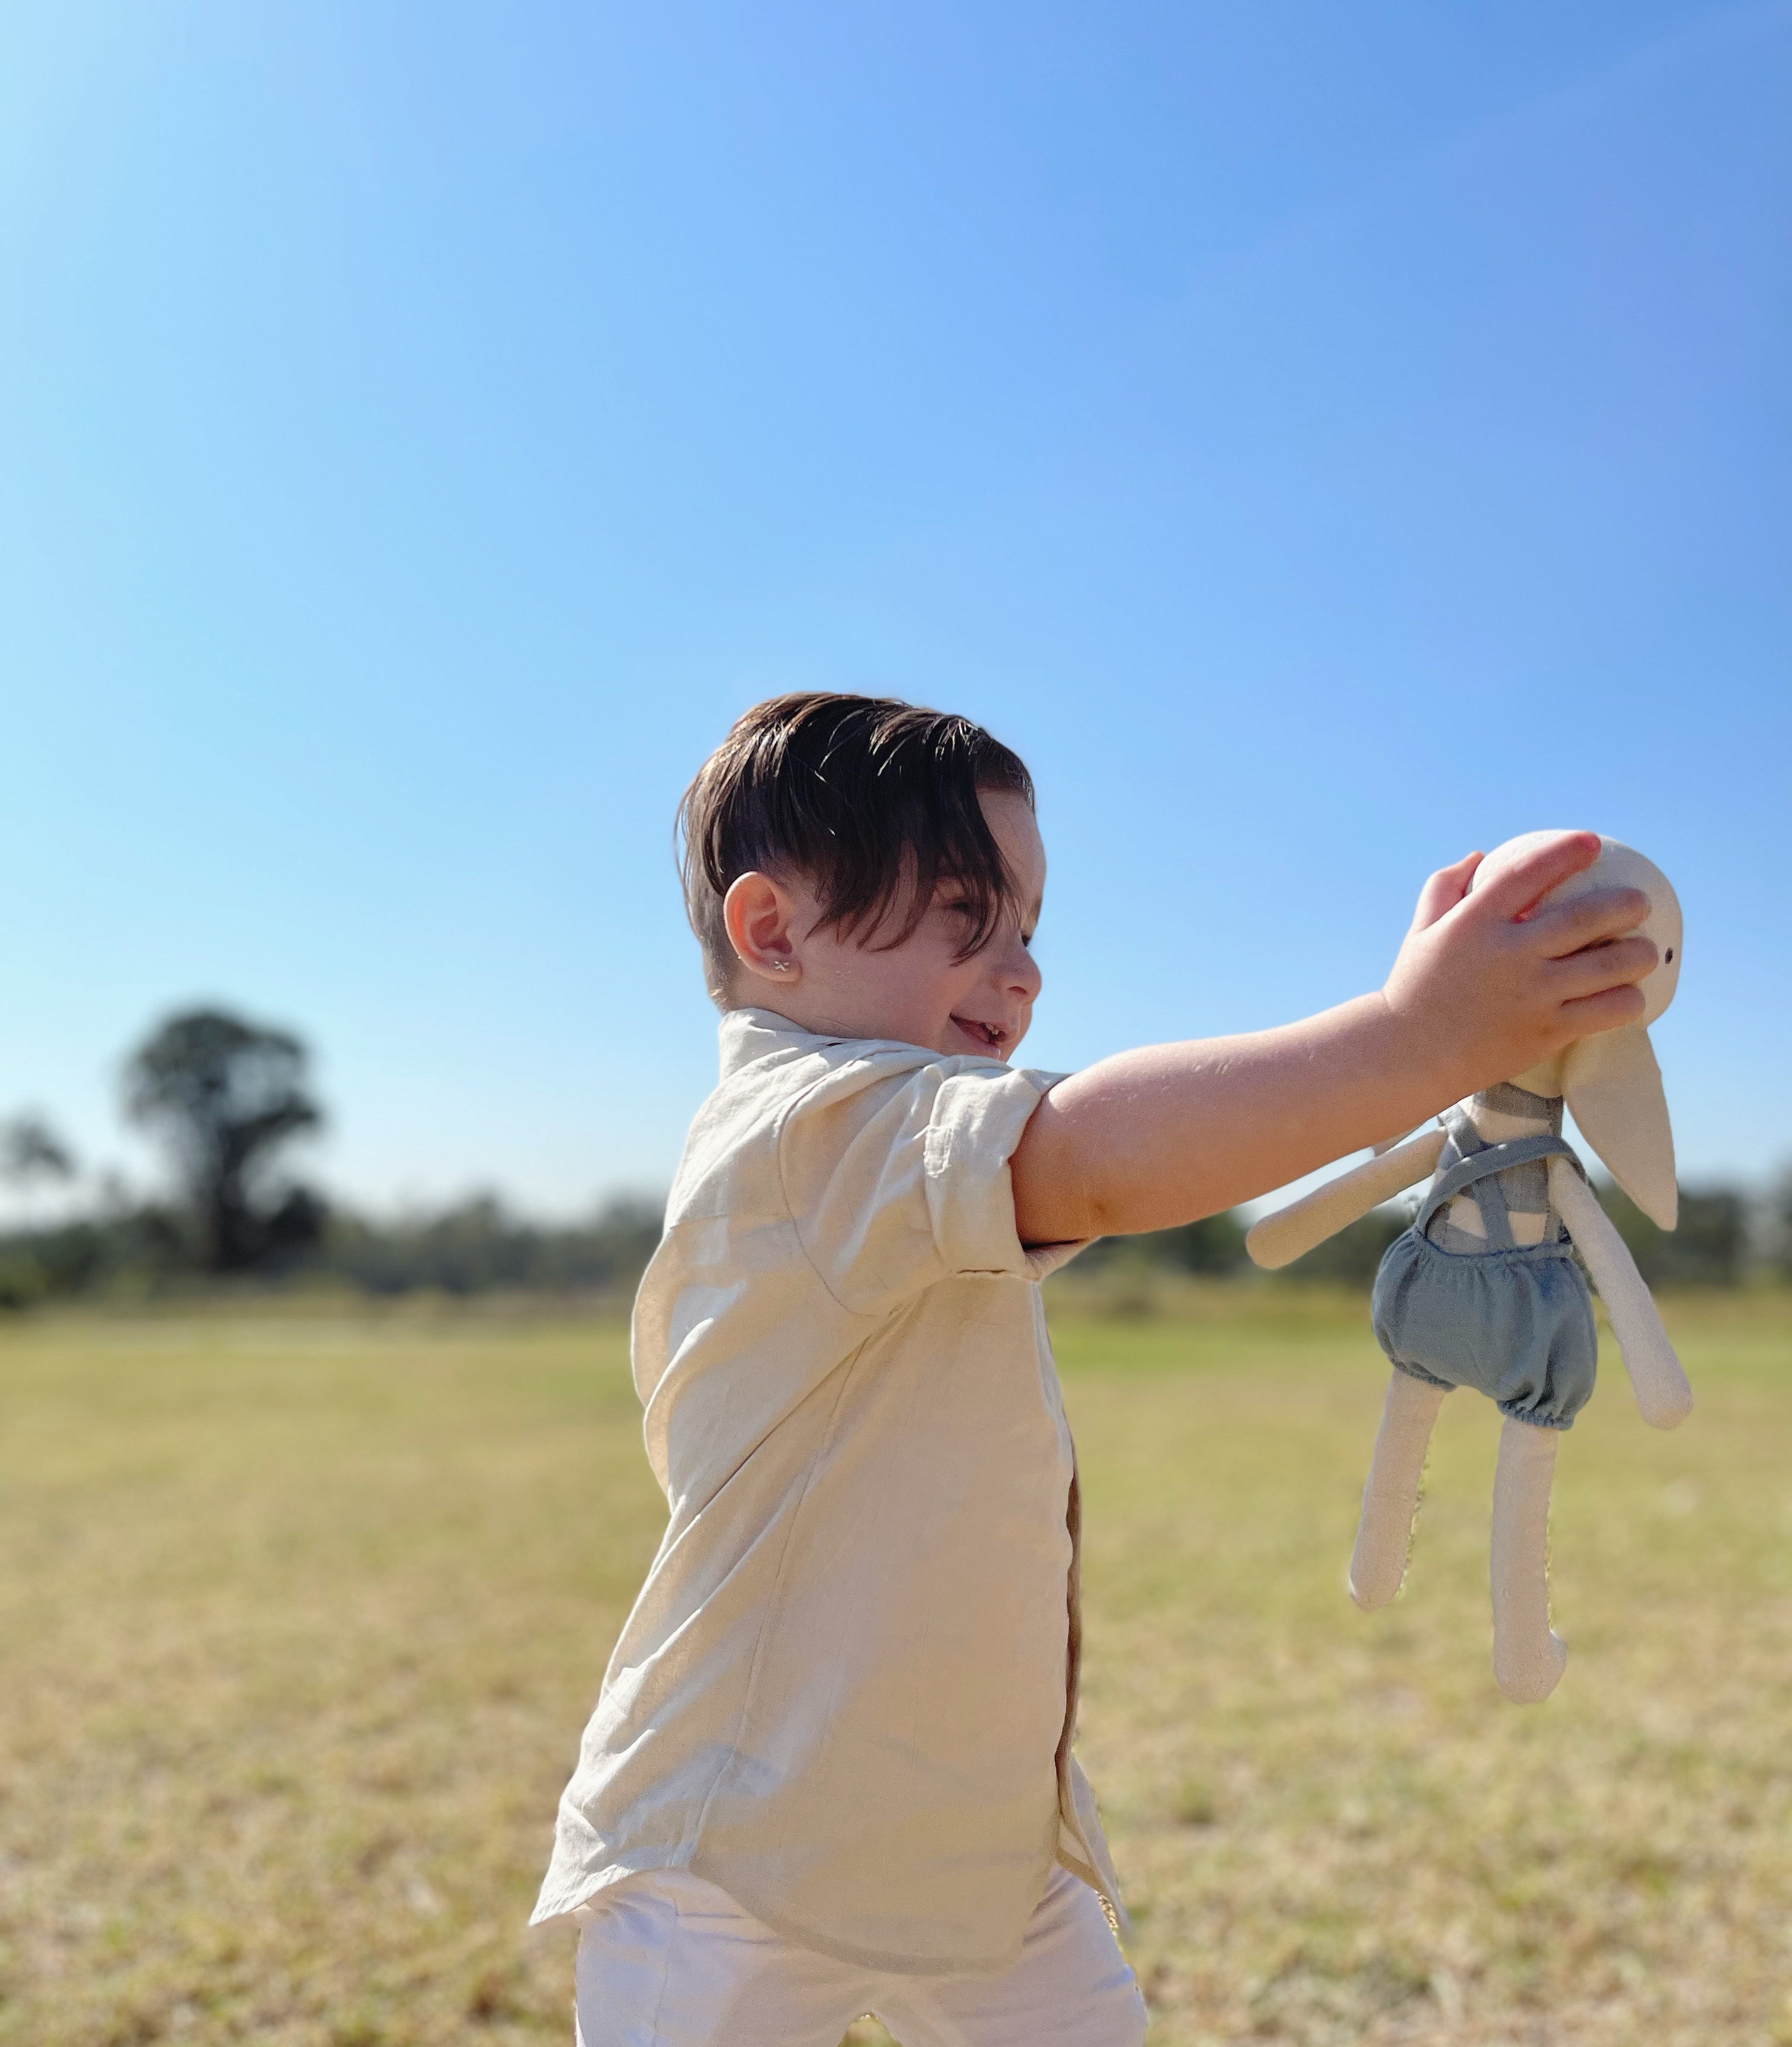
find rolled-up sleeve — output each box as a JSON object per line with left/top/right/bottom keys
{"left": 925, "top": 1068, "right": 1086, "bottom": 1281}
{"left": 782, "top": 1056, "right": 1086, "bottom": 1317}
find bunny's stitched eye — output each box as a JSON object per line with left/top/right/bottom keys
{"left": 1664, "top": 947, "right": 1674, "bottom": 963}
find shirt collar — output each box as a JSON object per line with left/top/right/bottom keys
{"left": 718, "top": 1007, "right": 825, "bottom": 1078}
{"left": 719, "top": 1007, "right": 959, "bottom": 1079}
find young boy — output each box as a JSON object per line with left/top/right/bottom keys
{"left": 535, "top": 694, "right": 1656, "bottom": 2046}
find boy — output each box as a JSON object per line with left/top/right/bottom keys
{"left": 536, "top": 694, "right": 1656, "bottom": 2046}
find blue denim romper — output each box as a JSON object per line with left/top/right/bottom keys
{"left": 1371, "top": 1114, "right": 1598, "bottom": 1431}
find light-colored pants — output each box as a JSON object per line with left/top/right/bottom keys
{"left": 572, "top": 1865, "right": 1147, "bottom": 2047}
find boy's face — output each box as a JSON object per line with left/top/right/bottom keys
{"left": 723, "top": 790, "right": 1046, "bottom": 1060}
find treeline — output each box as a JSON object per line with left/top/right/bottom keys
{"left": 2, "top": 1180, "right": 1780, "bottom": 1311}
{"left": 0, "top": 1005, "right": 664, "bottom": 1307}
{"left": 0, "top": 1194, "right": 665, "bottom": 1308}
{"left": 1, "top": 1002, "right": 1784, "bottom": 1308}
{"left": 1071, "top": 1180, "right": 1783, "bottom": 1292}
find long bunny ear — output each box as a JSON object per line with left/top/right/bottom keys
{"left": 1561, "top": 1025, "right": 1677, "bottom": 1230}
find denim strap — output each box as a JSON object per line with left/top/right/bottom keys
{"left": 1474, "top": 1157, "right": 1517, "bottom": 1250}
{"left": 1416, "top": 1133, "right": 1582, "bottom": 1238}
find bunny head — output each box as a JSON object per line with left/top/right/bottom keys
{"left": 1470, "top": 833, "right": 1682, "bottom": 1230}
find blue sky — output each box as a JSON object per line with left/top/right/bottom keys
{"left": 2, "top": 1, "right": 1786, "bottom": 1218}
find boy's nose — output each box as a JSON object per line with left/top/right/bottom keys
{"left": 1001, "top": 937, "right": 1042, "bottom": 1002}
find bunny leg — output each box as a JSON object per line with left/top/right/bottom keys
{"left": 1490, "top": 1416, "right": 1568, "bottom": 1703}
{"left": 1548, "top": 1159, "right": 1692, "bottom": 1430}
{"left": 1350, "top": 1370, "right": 1448, "bottom": 1610}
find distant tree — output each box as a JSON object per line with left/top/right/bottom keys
{"left": 1759, "top": 1165, "right": 1792, "bottom": 1282}
{"left": 1128, "top": 1211, "right": 1251, "bottom": 1274}
{"left": 1595, "top": 1180, "right": 1748, "bottom": 1289}
{"left": 0, "top": 1112, "right": 76, "bottom": 1188}
{"left": 1271, "top": 1203, "right": 1412, "bottom": 1286}
{"left": 0, "top": 1114, "right": 78, "bottom": 1302}
{"left": 123, "top": 1008, "right": 325, "bottom": 1272}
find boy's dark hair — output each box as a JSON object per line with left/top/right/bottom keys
{"left": 678, "top": 693, "right": 1035, "bottom": 1007}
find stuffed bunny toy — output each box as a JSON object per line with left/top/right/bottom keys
{"left": 1246, "top": 834, "right": 1691, "bottom": 1703}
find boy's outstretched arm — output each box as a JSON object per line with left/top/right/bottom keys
{"left": 1010, "top": 832, "right": 1657, "bottom": 1245}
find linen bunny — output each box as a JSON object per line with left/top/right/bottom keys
{"left": 1246, "top": 835, "right": 1690, "bottom": 1703}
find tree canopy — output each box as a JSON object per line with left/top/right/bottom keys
{"left": 123, "top": 1008, "right": 324, "bottom": 1272}
{"left": 0, "top": 1113, "right": 76, "bottom": 1187}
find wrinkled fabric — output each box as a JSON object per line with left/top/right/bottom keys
{"left": 1372, "top": 1232, "right": 1598, "bottom": 1430}
{"left": 572, "top": 1865, "right": 1146, "bottom": 2047}
{"left": 534, "top": 1010, "right": 1120, "bottom": 1975}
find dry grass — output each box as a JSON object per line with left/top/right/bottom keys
{"left": 1055, "top": 1290, "right": 1792, "bottom": 2047}
{"left": 0, "top": 1288, "right": 1786, "bottom": 2045}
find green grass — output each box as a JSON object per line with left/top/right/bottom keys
{"left": 1, "top": 1290, "right": 1787, "bottom": 2045}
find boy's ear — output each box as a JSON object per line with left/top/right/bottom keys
{"left": 1561, "top": 1025, "right": 1676, "bottom": 1231}
{"left": 723, "top": 872, "right": 801, "bottom": 984}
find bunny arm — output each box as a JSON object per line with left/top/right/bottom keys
{"left": 1350, "top": 1370, "right": 1448, "bottom": 1610}
{"left": 1246, "top": 1127, "right": 1446, "bottom": 1270}
{"left": 1547, "top": 1157, "right": 1692, "bottom": 1430}
{"left": 1490, "top": 1417, "right": 1568, "bottom": 1703}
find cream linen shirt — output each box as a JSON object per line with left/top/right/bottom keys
{"left": 532, "top": 1009, "right": 1122, "bottom": 1974}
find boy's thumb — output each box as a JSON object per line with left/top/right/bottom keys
{"left": 1410, "top": 851, "right": 1482, "bottom": 932}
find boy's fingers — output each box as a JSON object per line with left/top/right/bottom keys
{"left": 1548, "top": 935, "right": 1659, "bottom": 997}
{"left": 1471, "top": 831, "right": 1601, "bottom": 924}
{"left": 1559, "top": 982, "right": 1647, "bottom": 1034}
{"left": 1410, "top": 852, "right": 1482, "bottom": 933}
{"left": 1531, "top": 885, "right": 1651, "bottom": 958}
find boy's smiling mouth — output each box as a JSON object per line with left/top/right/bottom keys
{"left": 951, "top": 1014, "right": 1009, "bottom": 1052}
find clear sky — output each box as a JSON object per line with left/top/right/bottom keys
{"left": 2, "top": 1, "right": 1787, "bottom": 1219}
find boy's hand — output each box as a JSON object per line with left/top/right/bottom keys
{"left": 1381, "top": 831, "right": 1656, "bottom": 1089}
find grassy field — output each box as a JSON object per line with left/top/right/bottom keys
{"left": 1, "top": 1288, "right": 1786, "bottom": 2046}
